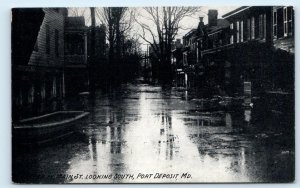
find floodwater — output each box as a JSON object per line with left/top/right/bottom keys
{"left": 12, "top": 78, "right": 295, "bottom": 183}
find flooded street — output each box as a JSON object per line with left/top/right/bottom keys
{"left": 12, "top": 78, "right": 294, "bottom": 183}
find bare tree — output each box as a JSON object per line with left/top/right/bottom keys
{"left": 68, "top": 8, "right": 91, "bottom": 25}
{"left": 96, "top": 7, "right": 135, "bottom": 64}
{"left": 135, "top": 7, "right": 201, "bottom": 77}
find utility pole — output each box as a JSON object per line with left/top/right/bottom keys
{"left": 89, "top": 7, "right": 96, "bottom": 96}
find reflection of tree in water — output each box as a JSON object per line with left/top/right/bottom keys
{"left": 110, "top": 126, "right": 122, "bottom": 154}
{"left": 89, "top": 131, "right": 98, "bottom": 178}
{"left": 86, "top": 106, "right": 127, "bottom": 182}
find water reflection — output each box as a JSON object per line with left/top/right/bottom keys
{"left": 158, "top": 112, "right": 175, "bottom": 160}
{"left": 13, "top": 81, "right": 294, "bottom": 183}
{"left": 225, "top": 113, "right": 232, "bottom": 127}
{"left": 244, "top": 109, "right": 252, "bottom": 123}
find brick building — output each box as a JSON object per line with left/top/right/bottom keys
{"left": 222, "top": 6, "right": 294, "bottom": 95}
{"left": 178, "top": 9, "right": 230, "bottom": 91}
{"left": 176, "top": 6, "right": 294, "bottom": 97}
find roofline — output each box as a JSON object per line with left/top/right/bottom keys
{"left": 208, "top": 29, "right": 224, "bottom": 36}
{"left": 222, "top": 6, "right": 250, "bottom": 19}
{"left": 183, "top": 29, "right": 197, "bottom": 38}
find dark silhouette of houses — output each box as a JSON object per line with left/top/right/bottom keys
{"left": 12, "top": 8, "right": 108, "bottom": 120}
{"left": 178, "top": 9, "right": 230, "bottom": 90}
{"left": 12, "top": 8, "right": 68, "bottom": 120}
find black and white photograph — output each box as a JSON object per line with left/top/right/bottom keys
{"left": 11, "top": 6, "right": 295, "bottom": 183}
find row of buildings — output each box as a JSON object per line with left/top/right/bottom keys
{"left": 12, "top": 8, "right": 106, "bottom": 120}
{"left": 172, "top": 6, "right": 294, "bottom": 97}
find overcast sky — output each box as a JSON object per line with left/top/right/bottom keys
{"left": 68, "top": 6, "right": 238, "bottom": 50}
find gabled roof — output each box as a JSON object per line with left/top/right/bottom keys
{"left": 183, "top": 29, "right": 198, "bottom": 39}
{"left": 205, "top": 19, "right": 230, "bottom": 34}
{"left": 222, "top": 6, "right": 250, "bottom": 19}
{"left": 183, "top": 13, "right": 230, "bottom": 40}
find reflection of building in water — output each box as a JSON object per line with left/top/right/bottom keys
{"left": 183, "top": 113, "right": 226, "bottom": 127}
{"left": 228, "top": 147, "right": 248, "bottom": 179}
{"left": 88, "top": 131, "right": 99, "bottom": 177}
{"left": 107, "top": 109, "right": 125, "bottom": 154}
{"left": 110, "top": 126, "right": 122, "bottom": 154}
{"left": 225, "top": 113, "right": 232, "bottom": 127}
{"left": 244, "top": 109, "right": 252, "bottom": 123}
{"left": 158, "top": 111, "right": 174, "bottom": 160}
{"left": 86, "top": 108, "right": 126, "bottom": 179}
{"left": 196, "top": 119, "right": 204, "bottom": 138}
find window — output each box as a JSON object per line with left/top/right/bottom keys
{"left": 46, "top": 24, "right": 50, "bottom": 54}
{"left": 41, "top": 82, "right": 46, "bottom": 100}
{"left": 236, "top": 21, "right": 240, "bottom": 43}
{"left": 284, "top": 7, "right": 287, "bottom": 36}
{"left": 230, "top": 23, "right": 234, "bottom": 44}
{"left": 28, "top": 84, "right": 34, "bottom": 104}
{"left": 55, "top": 29, "right": 59, "bottom": 57}
{"left": 259, "top": 15, "right": 262, "bottom": 38}
{"left": 263, "top": 14, "right": 267, "bottom": 39}
{"left": 273, "top": 10, "right": 277, "bottom": 37}
{"left": 52, "top": 77, "right": 57, "bottom": 97}
{"left": 277, "top": 7, "right": 284, "bottom": 38}
{"left": 287, "top": 7, "right": 293, "bottom": 35}
{"left": 247, "top": 19, "right": 251, "bottom": 40}
{"left": 251, "top": 17, "right": 255, "bottom": 39}
{"left": 259, "top": 14, "right": 266, "bottom": 39}
{"left": 241, "top": 21, "right": 244, "bottom": 42}
{"left": 284, "top": 6, "right": 293, "bottom": 36}
{"left": 183, "top": 53, "right": 187, "bottom": 65}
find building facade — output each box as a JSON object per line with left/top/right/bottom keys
{"left": 175, "top": 6, "right": 294, "bottom": 98}
{"left": 222, "top": 6, "right": 294, "bottom": 95}
{"left": 64, "top": 16, "right": 89, "bottom": 96}
{"left": 177, "top": 9, "right": 230, "bottom": 92}
{"left": 12, "top": 8, "right": 67, "bottom": 120}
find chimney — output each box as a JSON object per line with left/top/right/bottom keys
{"left": 208, "top": 9, "right": 218, "bottom": 26}
{"left": 199, "top": 16, "right": 204, "bottom": 27}
{"left": 175, "top": 39, "right": 181, "bottom": 48}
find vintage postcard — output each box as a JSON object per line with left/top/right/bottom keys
{"left": 11, "top": 6, "right": 295, "bottom": 183}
